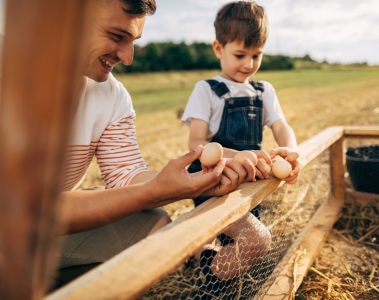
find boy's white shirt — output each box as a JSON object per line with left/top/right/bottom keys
{"left": 181, "top": 75, "right": 285, "bottom": 140}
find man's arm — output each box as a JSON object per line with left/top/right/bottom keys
{"left": 58, "top": 145, "right": 247, "bottom": 234}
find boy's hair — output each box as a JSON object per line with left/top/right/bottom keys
{"left": 120, "top": 0, "right": 156, "bottom": 15}
{"left": 214, "top": 1, "right": 268, "bottom": 47}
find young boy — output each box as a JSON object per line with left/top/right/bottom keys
{"left": 181, "top": 1, "right": 301, "bottom": 297}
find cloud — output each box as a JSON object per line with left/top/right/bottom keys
{"left": 139, "top": 0, "right": 378, "bottom": 65}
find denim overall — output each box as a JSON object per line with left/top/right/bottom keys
{"left": 188, "top": 79, "right": 264, "bottom": 246}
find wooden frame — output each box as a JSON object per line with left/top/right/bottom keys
{"left": 0, "top": 1, "right": 89, "bottom": 298}
{"left": 46, "top": 126, "right": 379, "bottom": 299}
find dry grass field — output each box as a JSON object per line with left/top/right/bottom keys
{"left": 80, "top": 67, "right": 379, "bottom": 299}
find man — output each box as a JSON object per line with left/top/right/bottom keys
{"left": 53, "top": 0, "right": 254, "bottom": 288}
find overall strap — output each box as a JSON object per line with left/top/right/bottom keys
{"left": 249, "top": 80, "right": 264, "bottom": 93}
{"left": 205, "top": 79, "right": 230, "bottom": 97}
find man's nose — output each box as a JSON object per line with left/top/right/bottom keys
{"left": 118, "top": 43, "right": 134, "bottom": 66}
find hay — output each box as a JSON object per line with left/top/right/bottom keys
{"left": 140, "top": 150, "right": 379, "bottom": 299}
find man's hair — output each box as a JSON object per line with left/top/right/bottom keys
{"left": 214, "top": 1, "right": 268, "bottom": 47}
{"left": 121, "top": 0, "right": 156, "bottom": 15}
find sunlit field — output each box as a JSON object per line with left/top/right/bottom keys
{"left": 114, "top": 67, "right": 379, "bottom": 172}
{"left": 81, "top": 67, "right": 379, "bottom": 299}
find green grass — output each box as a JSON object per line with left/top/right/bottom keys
{"left": 116, "top": 67, "right": 379, "bottom": 116}
{"left": 116, "top": 70, "right": 218, "bottom": 114}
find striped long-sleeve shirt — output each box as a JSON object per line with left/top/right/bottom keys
{"left": 62, "top": 73, "right": 148, "bottom": 191}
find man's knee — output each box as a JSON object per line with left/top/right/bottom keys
{"left": 148, "top": 210, "right": 171, "bottom": 235}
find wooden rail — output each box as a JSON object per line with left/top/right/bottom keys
{"left": 45, "top": 125, "right": 379, "bottom": 299}
{"left": 0, "top": 1, "right": 90, "bottom": 299}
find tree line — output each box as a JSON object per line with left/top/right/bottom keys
{"left": 114, "top": 41, "right": 301, "bottom": 73}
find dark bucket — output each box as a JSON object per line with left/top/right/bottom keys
{"left": 346, "top": 145, "right": 379, "bottom": 194}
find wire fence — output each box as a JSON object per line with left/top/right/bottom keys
{"left": 141, "top": 152, "right": 331, "bottom": 299}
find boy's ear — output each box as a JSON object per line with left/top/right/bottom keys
{"left": 212, "top": 40, "right": 223, "bottom": 59}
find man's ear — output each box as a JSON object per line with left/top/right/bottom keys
{"left": 212, "top": 40, "right": 223, "bottom": 59}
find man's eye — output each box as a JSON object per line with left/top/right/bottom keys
{"left": 111, "top": 33, "right": 123, "bottom": 41}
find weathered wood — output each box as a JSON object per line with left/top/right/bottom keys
{"left": 47, "top": 126, "right": 347, "bottom": 300}
{"left": 345, "top": 188, "right": 379, "bottom": 206}
{"left": 0, "top": 1, "right": 89, "bottom": 299}
{"left": 330, "top": 136, "right": 345, "bottom": 201}
{"left": 343, "top": 126, "right": 379, "bottom": 138}
{"left": 296, "top": 126, "right": 344, "bottom": 167}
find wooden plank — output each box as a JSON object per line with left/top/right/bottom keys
{"left": 296, "top": 126, "right": 344, "bottom": 167}
{"left": 256, "top": 195, "right": 345, "bottom": 300}
{"left": 343, "top": 126, "right": 379, "bottom": 138}
{"left": 0, "top": 1, "right": 89, "bottom": 299}
{"left": 47, "top": 126, "right": 345, "bottom": 299}
{"left": 330, "top": 137, "right": 345, "bottom": 201}
{"left": 345, "top": 188, "right": 379, "bottom": 206}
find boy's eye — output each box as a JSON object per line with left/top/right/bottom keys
{"left": 235, "top": 54, "right": 244, "bottom": 59}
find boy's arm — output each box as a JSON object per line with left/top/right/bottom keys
{"left": 188, "top": 118, "right": 255, "bottom": 181}
{"left": 270, "top": 119, "right": 301, "bottom": 184}
{"left": 188, "top": 118, "right": 209, "bottom": 150}
{"left": 271, "top": 119, "right": 297, "bottom": 149}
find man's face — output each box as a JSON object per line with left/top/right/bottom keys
{"left": 82, "top": 0, "right": 146, "bottom": 82}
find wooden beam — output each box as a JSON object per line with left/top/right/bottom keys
{"left": 297, "top": 126, "right": 344, "bottom": 167}
{"left": 0, "top": 1, "right": 89, "bottom": 299}
{"left": 47, "top": 126, "right": 346, "bottom": 300}
{"left": 343, "top": 126, "right": 379, "bottom": 138}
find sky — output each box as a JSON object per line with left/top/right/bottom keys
{"left": 137, "top": 0, "right": 379, "bottom": 65}
{"left": 1, "top": 0, "right": 378, "bottom": 65}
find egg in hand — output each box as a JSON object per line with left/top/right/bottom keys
{"left": 200, "top": 142, "right": 223, "bottom": 167}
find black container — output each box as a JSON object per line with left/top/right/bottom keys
{"left": 346, "top": 145, "right": 379, "bottom": 194}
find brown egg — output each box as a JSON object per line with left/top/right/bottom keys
{"left": 234, "top": 150, "right": 258, "bottom": 166}
{"left": 272, "top": 157, "right": 292, "bottom": 179}
{"left": 200, "top": 142, "right": 223, "bottom": 167}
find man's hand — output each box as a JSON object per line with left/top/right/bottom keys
{"left": 202, "top": 158, "right": 248, "bottom": 196}
{"left": 150, "top": 145, "right": 226, "bottom": 202}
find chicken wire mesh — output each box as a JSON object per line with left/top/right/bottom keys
{"left": 141, "top": 151, "right": 331, "bottom": 299}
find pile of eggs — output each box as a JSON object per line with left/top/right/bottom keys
{"left": 199, "top": 142, "right": 292, "bottom": 179}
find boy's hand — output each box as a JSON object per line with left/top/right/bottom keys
{"left": 252, "top": 150, "right": 272, "bottom": 179}
{"left": 270, "top": 147, "right": 302, "bottom": 184}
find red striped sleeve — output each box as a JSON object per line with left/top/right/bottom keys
{"left": 61, "top": 143, "right": 97, "bottom": 191}
{"left": 96, "top": 115, "right": 148, "bottom": 188}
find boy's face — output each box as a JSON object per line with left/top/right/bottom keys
{"left": 81, "top": 0, "right": 146, "bottom": 82}
{"left": 213, "top": 40, "right": 264, "bottom": 83}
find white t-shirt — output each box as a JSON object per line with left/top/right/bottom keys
{"left": 62, "top": 73, "right": 148, "bottom": 191}
{"left": 181, "top": 75, "right": 285, "bottom": 140}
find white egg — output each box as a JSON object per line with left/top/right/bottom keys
{"left": 234, "top": 150, "right": 258, "bottom": 166}
{"left": 200, "top": 142, "right": 223, "bottom": 167}
{"left": 272, "top": 157, "right": 292, "bottom": 179}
